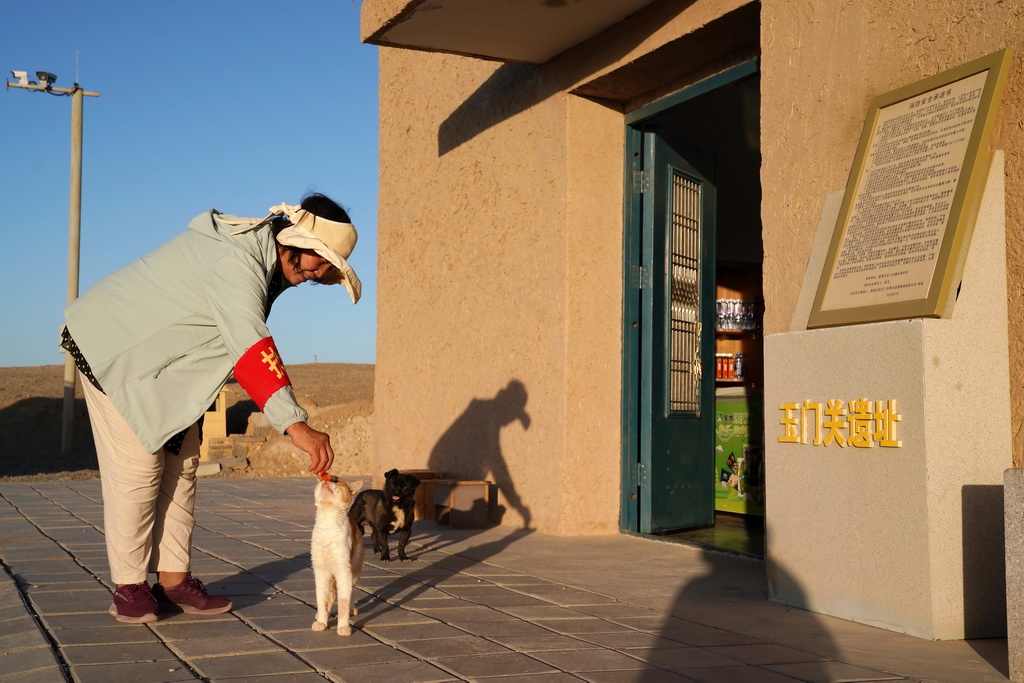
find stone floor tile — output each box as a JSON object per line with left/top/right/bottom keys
{"left": 464, "top": 592, "right": 557, "bottom": 609}
{"left": 401, "top": 596, "right": 475, "bottom": 610}
{"left": 202, "top": 579, "right": 274, "bottom": 597}
{"left": 531, "top": 648, "right": 649, "bottom": 672}
{"left": 494, "top": 604, "right": 586, "bottom": 620}
{"left": 0, "top": 545, "right": 68, "bottom": 560}
{"left": 488, "top": 633, "right": 600, "bottom": 653}
{"left": 69, "top": 661, "right": 199, "bottom": 683}
{"left": 535, "top": 618, "right": 636, "bottom": 636}
{"left": 20, "top": 579, "right": 105, "bottom": 593}
{"left": 231, "top": 595, "right": 312, "bottom": 616}
{"left": 1, "top": 670, "right": 66, "bottom": 683}
{"left": 0, "top": 621, "right": 49, "bottom": 652}
{"left": 460, "top": 565, "right": 530, "bottom": 577}
{"left": 151, "top": 610, "right": 237, "bottom": 625}
{"left": 285, "top": 589, "right": 318, "bottom": 604}
{"left": 11, "top": 572, "right": 86, "bottom": 586}
{"left": 363, "top": 621, "right": 467, "bottom": 641}
{"left": 50, "top": 624, "right": 160, "bottom": 645}
{"left": 763, "top": 661, "right": 906, "bottom": 682}
{"left": 40, "top": 611, "right": 133, "bottom": 629}
{"left": 485, "top": 574, "right": 560, "bottom": 586}
{"left": 243, "top": 558, "right": 310, "bottom": 575}
{"left": 270, "top": 627, "right": 380, "bottom": 652}
{"left": 630, "top": 646, "right": 749, "bottom": 669}
{"left": 302, "top": 641, "right": 417, "bottom": 669}
{"left": 151, "top": 618, "right": 256, "bottom": 641}
{"left": 676, "top": 665, "right": 810, "bottom": 683}
{"left": 208, "top": 673, "right": 326, "bottom": 683}
{"left": 444, "top": 619, "right": 553, "bottom": 637}
{"left": 396, "top": 635, "right": 513, "bottom": 659}
{"left": 578, "top": 631, "right": 697, "bottom": 650}
{"left": 705, "top": 643, "right": 825, "bottom": 665}
{"left": 207, "top": 572, "right": 274, "bottom": 586}
{"left": 39, "top": 527, "right": 104, "bottom": 545}
{"left": 0, "top": 604, "right": 28, "bottom": 626}
{"left": 578, "top": 669, "right": 692, "bottom": 682}
{"left": 264, "top": 576, "right": 319, "bottom": 592}
{"left": 244, "top": 612, "right": 320, "bottom": 633}
{"left": 167, "top": 634, "right": 284, "bottom": 658}
{"left": 0, "top": 612, "right": 38, "bottom": 637}
{"left": 431, "top": 651, "right": 558, "bottom": 678}
{"left": 439, "top": 583, "right": 527, "bottom": 598}
{"left": 367, "top": 583, "right": 451, "bottom": 601}
{"left": 7, "top": 558, "right": 84, "bottom": 578}
{"left": 418, "top": 604, "right": 518, "bottom": 622}
{"left": 60, "top": 640, "right": 179, "bottom": 665}
{"left": 485, "top": 675, "right": 584, "bottom": 682}
{"left": 615, "top": 617, "right": 762, "bottom": 646}
{"left": 516, "top": 586, "right": 618, "bottom": 606}
{"left": 27, "top": 588, "right": 110, "bottom": 614}
{"left": 320, "top": 659, "right": 458, "bottom": 682}
{"left": 0, "top": 645, "right": 61, "bottom": 678}
{"left": 356, "top": 604, "right": 441, "bottom": 627}
{"left": 190, "top": 651, "right": 314, "bottom": 679}
{"left": 575, "top": 603, "right": 668, "bottom": 619}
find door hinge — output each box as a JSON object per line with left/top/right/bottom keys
{"left": 631, "top": 265, "right": 650, "bottom": 289}
{"left": 633, "top": 169, "right": 651, "bottom": 194}
{"left": 635, "top": 461, "right": 647, "bottom": 485}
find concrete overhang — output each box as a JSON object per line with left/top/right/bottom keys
{"left": 361, "top": 0, "right": 659, "bottom": 64}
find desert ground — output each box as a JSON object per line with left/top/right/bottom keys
{"left": 0, "top": 364, "right": 374, "bottom": 482}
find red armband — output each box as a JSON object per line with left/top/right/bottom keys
{"left": 234, "top": 336, "right": 292, "bottom": 410}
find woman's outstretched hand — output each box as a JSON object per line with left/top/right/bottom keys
{"left": 285, "top": 422, "right": 335, "bottom": 473}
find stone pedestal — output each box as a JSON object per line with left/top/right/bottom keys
{"left": 764, "top": 153, "right": 1009, "bottom": 639}
{"left": 199, "top": 387, "right": 229, "bottom": 461}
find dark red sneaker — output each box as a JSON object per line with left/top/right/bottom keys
{"left": 109, "top": 582, "right": 159, "bottom": 623}
{"left": 153, "top": 573, "right": 232, "bottom": 614}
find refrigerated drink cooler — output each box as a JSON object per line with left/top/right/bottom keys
{"left": 714, "top": 387, "right": 764, "bottom": 516}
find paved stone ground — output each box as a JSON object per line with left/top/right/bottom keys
{"left": 0, "top": 478, "right": 1010, "bottom": 682}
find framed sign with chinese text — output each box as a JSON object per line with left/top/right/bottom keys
{"left": 808, "top": 49, "right": 1012, "bottom": 328}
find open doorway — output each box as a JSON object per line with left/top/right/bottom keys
{"left": 622, "top": 61, "right": 764, "bottom": 558}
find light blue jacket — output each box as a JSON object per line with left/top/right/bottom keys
{"left": 64, "top": 210, "right": 307, "bottom": 453}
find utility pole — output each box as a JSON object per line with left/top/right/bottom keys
{"left": 7, "top": 70, "right": 100, "bottom": 453}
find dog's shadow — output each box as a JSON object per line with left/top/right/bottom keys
{"left": 351, "top": 521, "right": 535, "bottom": 626}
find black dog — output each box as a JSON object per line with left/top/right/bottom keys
{"left": 349, "top": 469, "right": 420, "bottom": 562}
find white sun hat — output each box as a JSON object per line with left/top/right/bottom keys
{"left": 232, "top": 202, "right": 362, "bottom": 303}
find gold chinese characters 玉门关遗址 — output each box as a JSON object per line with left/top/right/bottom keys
{"left": 777, "top": 399, "right": 901, "bottom": 448}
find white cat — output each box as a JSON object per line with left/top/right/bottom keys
{"left": 311, "top": 476, "right": 365, "bottom": 635}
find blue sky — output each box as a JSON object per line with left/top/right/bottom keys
{"left": 2, "top": 0, "right": 379, "bottom": 367}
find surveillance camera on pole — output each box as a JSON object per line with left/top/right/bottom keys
{"left": 7, "top": 65, "right": 100, "bottom": 453}
{"left": 35, "top": 71, "right": 57, "bottom": 88}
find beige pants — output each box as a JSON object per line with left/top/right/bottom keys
{"left": 80, "top": 372, "right": 200, "bottom": 585}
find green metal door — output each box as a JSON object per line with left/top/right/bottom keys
{"left": 638, "top": 128, "right": 717, "bottom": 533}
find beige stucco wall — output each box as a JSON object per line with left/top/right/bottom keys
{"left": 374, "top": 49, "right": 618, "bottom": 534}
{"left": 760, "top": 1, "right": 1024, "bottom": 463}
{"left": 368, "top": 0, "right": 1024, "bottom": 536}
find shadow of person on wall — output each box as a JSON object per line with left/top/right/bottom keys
{"left": 428, "top": 380, "right": 533, "bottom": 529}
